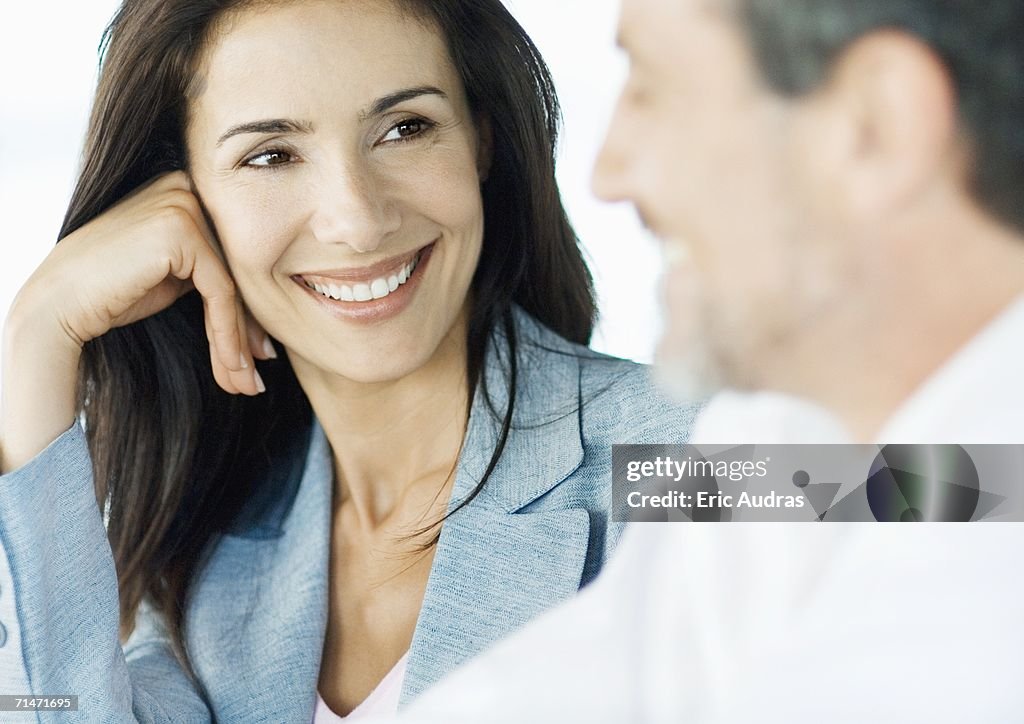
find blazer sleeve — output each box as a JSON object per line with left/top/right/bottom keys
{"left": 0, "top": 423, "right": 210, "bottom": 723}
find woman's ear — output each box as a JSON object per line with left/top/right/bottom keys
{"left": 475, "top": 114, "right": 494, "bottom": 183}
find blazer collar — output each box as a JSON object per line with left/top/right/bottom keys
{"left": 229, "top": 305, "right": 588, "bottom": 536}
{"left": 399, "top": 505, "right": 591, "bottom": 705}
{"left": 448, "top": 308, "right": 584, "bottom": 510}
{"left": 399, "top": 307, "right": 590, "bottom": 702}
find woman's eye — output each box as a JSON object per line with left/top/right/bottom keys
{"left": 243, "top": 149, "right": 293, "bottom": 168}
{"left": 380, "top": 118, "right": 433, "bottom": 144}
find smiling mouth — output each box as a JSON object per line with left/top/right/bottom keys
{"left": 298, "top": 244, "right": 431, "bottom": 303}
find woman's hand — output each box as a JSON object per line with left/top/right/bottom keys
{"left": 1, "top": 171, "right": 268, "bottom": 472}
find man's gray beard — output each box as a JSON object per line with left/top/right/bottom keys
{"left": 652, "top": 242, "right": 735, "bottom": 402}
{"left": 651, "top": 327, "right": 726, "bottom": 403}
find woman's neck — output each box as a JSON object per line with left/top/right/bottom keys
{"left": 287, "top": 313, "right": 471, "bottom": 532}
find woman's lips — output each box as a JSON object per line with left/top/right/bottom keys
{"left": 297, "top": 243, "right": 425, "bottom": 286}
{"left": 299, "top": 246, "right": 425, "bottom": 302}
{"left": 293, "top": 241, "right": 436, "bottom": 323}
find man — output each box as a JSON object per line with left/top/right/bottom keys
{"left": 383, "top": 0, "right": 1024, "bottom": 720}
{"left": 597, "top": 0, "right": 1024, "bottom": 444}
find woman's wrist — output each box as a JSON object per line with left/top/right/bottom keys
{"left": 5, "top": 274, "right": 87, "bottom": 353}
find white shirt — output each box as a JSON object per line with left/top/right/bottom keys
{"left": 385, "top": 297, "right": 1024, "bottom": 723}
{"left": 314, "top": 652, "right": 408, "bottom": 721}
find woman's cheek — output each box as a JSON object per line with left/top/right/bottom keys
{"left": 216, "top": 189, "right": 304, "bottom": 269}
{"left": 403, "top": 155, "right": 485, "bottom": 233}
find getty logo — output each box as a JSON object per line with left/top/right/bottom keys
{"left": 866, "top": 445, "right": 980, "bottom": 522}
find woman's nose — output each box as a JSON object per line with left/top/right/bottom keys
{"left": 308, "top": 161, "right": 401, "bottom": 252}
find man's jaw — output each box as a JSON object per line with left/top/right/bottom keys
{"left": 653, "top": 238, "right": 725, "bottom": 402}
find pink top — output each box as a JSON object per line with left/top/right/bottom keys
{"left": 313, "top": 652, "right": 409, "bottom": 722}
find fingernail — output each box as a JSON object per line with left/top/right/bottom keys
{"left": 262, "top": 337, "right": 278, "bottom": 359}
{"left": 253, "top": 369, "right": 266, "bottom": 394}
{"left": 239, "top": 352, "right": 249, "bottom": 370}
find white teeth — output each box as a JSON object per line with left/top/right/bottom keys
{"left": 304, "top": 248, "right": 424, "bottom": 303}
{"left": 370, "top": 278, "right": 389, "bottom": 299}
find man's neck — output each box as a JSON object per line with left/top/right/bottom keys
{"left": 769, "top": 218, "right": 1024, "bottom": 441}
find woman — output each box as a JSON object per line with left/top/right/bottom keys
{"left": 0, "top": 0, "right": 697, "bottom": 720}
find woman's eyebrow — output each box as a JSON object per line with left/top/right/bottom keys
{"left": 216, "top": 118, "right": 314, "bottom": 147}
{"left": 214, "top": 86, "right": 448, "bottom": 147}
{"left": 361, "top": 85, "right": 449, "bottom": 120}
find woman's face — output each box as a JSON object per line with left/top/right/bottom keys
{"left": 186, "top": 0, "right": 487, "bottom": 383}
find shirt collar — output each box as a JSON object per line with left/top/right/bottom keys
{"left": 877, "top": 295, "right": 1024, "bottom": 443}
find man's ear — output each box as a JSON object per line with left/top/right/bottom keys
{"left": 475, "top": 114, "right": 494, "bottom": 183}
{"left": 825, "top": 30, "right": 961, "bottom": 220}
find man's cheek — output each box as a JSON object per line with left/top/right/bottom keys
{"left": 663, "top": 257, "right": 697, "bottom": 330}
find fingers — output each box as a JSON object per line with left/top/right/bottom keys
{"left": 201, "top": 266, "right": 263, "bottom": 396}
{"left": 235, "top": 300, "right": 265, "bottom": 394}
{"left": 161, "top": 176, "right": 271, "bottom": 397}
{"left": 122, "top": 170, "right": 192, "bottom": 207}
{"left": 171, "top": 207, "right": 264, "bottom": 397}
{"left": 202, "top": 294, "right": 261, "bottom": 396}
{"left": 191, "top": 248, "right": 247, "bottom": 368}
{"left": 244, "top": 311, "right": 277, "bottom": 361}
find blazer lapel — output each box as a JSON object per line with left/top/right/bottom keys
{"left": 400, "top": 506, "right": 590, "bottom": 705}
{"left": 400, "top": 310, "right": 591, "bottom": 704}
{"left": 186, "top": 422, "right": 333, "bottom": 723}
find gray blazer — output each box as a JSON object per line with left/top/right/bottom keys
{"left": 0, "top": 307, "right": 698, "bottom": 722}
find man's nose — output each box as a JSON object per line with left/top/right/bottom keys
{"left": 308, "top": 160, "right": 401, "bottom": 252}
{"left": 591, "top": 104, "right": 632, "bottom": 203}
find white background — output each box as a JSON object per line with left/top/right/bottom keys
{"left": 0, "top": 0, "right": 664, "bottom": 380}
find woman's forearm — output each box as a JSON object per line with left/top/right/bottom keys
{"left": 0, "top": 283, "right": 83, "bottom": 474}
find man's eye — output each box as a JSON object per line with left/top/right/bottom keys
{"left": 244, "top": 149, "right": 293, "bottom": 167}
{"left": 380, "top": 118, "right": 433, "bottom": 144}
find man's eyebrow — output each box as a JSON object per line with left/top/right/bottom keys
{"left": 216, "top": 118, "right": 314, "bottom": 147}
{"left": 361, "top": 85, "right": 449, "bottom": 120}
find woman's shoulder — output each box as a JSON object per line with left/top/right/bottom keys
{"left": 511, "top": 306, "right": 703, "bottom": 444}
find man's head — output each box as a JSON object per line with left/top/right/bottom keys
{"left": 594, "top": 0, "right": 1024, "bottom": 428}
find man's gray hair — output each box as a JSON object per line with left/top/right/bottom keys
{"left": 737, "top": 0, "right": 1024, "bottom": 233}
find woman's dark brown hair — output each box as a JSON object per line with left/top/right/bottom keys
{"left": 60, "top": 0, "right": 594, "bottom": 692}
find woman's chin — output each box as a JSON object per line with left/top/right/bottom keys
{"left": 281, "top": 331, "right": 450, "bottom": 388}
{"left": 273, "top": 292, "right": 472, "bottom": 389}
